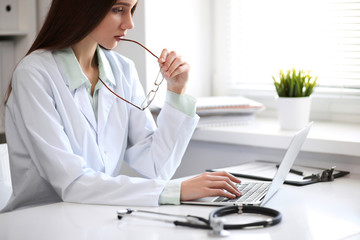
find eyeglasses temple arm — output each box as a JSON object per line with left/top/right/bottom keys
{"left": 99, "top": 78, "right": 144, "bottom": 111}
{"left": 120, "top": 38, "right": 159, "bottom": 59}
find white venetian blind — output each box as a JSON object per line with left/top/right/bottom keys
{"left": 225, "top": 0, "right": 360, "bottom": 92}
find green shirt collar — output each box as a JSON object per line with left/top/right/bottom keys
{"left": 56, "top": 45, "right": 116, "bottom": 91}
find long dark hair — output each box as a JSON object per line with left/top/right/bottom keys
{"left": 28, "top": 0, "right": 117, "bottom": 54}
{"left": 5, "top": 0, "right": 131, "bottom": 102}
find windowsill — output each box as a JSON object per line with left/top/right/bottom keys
{"left": 192, "top": 117, "right": 360, "bottom": 157}
{"left": 227, "top": 86, "right": 360, "bottom": 125}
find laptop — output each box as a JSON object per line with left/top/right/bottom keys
{"left": 181, "top": 122, "right": 313, "bottom": 206}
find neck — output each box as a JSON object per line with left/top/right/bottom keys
{"left": 71, "top": 38, "right": 98, "bottom": 71}
{"left": 71, "top": 37, "right": 99, "bottom": 95}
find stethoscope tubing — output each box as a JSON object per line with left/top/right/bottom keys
{"left": 210, "top": 205, "right": 282, "bottom": 230}
{"left": 117, "top": 205, "right": 282, "bottom": 230}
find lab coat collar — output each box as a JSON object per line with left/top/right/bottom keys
{"left": 97, "top": 46, "right": 116, "bottom": 86}
{"left": 73, "top": 87, "right": 98, "bottom": 133}
{"left": 55, "top": 46, "right": 119, "bottom": 134}
{"left": 56, "top": 45, "right": 116, "bottom": 91}
{"left": 56, "top": 48, "right": 87, "bottom": 91}
{"left": 97, "top": 85, "right": 117, "bottom": 142}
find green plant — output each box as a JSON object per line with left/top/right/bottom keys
{"left": 272, "top": 68, "right": 318, "bottom": 97}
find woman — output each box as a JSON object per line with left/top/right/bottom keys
{"left": 2, "top": 0, "right": 241, "bottom": 212}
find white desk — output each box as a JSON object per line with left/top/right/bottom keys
{"left": 1, "top": 174, "right": 359, "bottom": 240}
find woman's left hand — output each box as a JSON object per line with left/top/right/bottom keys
{"left": 158, "top": 49, "right": 190, "bottom": 95}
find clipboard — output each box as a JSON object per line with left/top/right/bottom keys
{"left": 207, "top": 160, "right": 350, "bottom": 186}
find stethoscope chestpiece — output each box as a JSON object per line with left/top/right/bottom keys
{"left": 117, "top": 208, "right": 133, "bottom": 220}
{"left": 208, "top": 218, "right": 230, "bottom": 238}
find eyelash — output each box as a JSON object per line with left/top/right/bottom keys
{"left": 112, "top": 7, "right": 124, "bottom": 13}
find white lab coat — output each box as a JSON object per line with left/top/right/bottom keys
{"left": 2, "top": 48, "right": 199, "bottom": 212}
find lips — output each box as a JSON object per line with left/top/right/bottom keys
{"left": 114, "top": 35, "right": 125, "bottom": 41}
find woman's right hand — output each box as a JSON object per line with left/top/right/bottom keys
{"left": 180, "top": 171, "right": 242, "bottom": 201}
{"left": 158, "top": 49, "right": 190, "bottom": 95}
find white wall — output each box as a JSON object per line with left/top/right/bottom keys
{"left": 115, "top": 0, "right": 147, "bottom": 89}
{"left": 36, "top": 0, "right": 51, "bottom": 30}
{"left": 175, "top": 140, "right": 360, "bottom": 178}
{"left": 144, "top": 0, "right": 213, "bottom": 99}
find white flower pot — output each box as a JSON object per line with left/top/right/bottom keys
{"left": 276, "top": 96, "right": 311, "bottom": 130}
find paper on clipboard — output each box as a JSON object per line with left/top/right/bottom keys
{"left": 208, "top": 160, "right": 350, "bottom": 186}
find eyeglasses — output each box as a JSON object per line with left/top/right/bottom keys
{"left": 99, "top": 38, "right": 165, "bottom": 111}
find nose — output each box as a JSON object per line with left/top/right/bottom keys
{"left": 121, "top": 14, "right": 134, "bottom": 30}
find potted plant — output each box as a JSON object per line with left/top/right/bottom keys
{"left": 272, "top": 69, "right": 318, "bottom": 130}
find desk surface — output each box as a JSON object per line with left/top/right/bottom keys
{"left": 1, "top": 174, "right": 359, "bottom": 240}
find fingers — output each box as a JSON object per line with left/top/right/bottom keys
{"left": 158, "top": 49, "right": 189, "bottom": 78}
{"left": 206, "top": 188, "right": 238, "bottom": 199}
{"left": 158, "top": 48, "right": 168, "bottom": 64}
{"left": 166, "top": 58, "right": 186, "bottom": 79}
{"left": 210, "top": 171, "right": 242, "bottom": 184}
{"left": 205, "top": 173, "right": 241, "bottom": 197}
{"left": 180, "top": 171, "right": 242, "bottom": 201}
{"left": 157, "top": 48, "right": 190, "bottom": 94}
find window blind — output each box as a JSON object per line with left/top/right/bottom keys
{"left": 225, "top": 0, "right": 360, "bottom": 91}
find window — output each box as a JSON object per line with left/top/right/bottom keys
{"left": 213, "top": 0, "right": 360, "bottom": 122}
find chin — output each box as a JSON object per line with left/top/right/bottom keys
{"left": 99, "top": 42, "right": 118, "bottom": 50}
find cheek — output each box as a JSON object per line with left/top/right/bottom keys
{"left": 89, "top": 15, "right": 120, "bottom": 48}
{"left": 92, "top": 29, "right": 118, "bottom": 49}
{"left": 96, "top": 22, "right": 114, "bottom": 36}
{"left": 94, "top": 15, "right": 118, "bottom": 35}
{"left": 100, "top": 15, "right": 119, "bottom": 30}
{"left": 91, "top": 24, "right": 114, "bottom": 41}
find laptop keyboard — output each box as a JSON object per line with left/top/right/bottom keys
{"left": 214, "top": 182, "right": 270, "bottom": 203}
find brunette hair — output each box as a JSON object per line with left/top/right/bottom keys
{"left": 28, "top": 0, "right": 117, "bottom": 54}
{"left": 5, "top": 0, "right": 137, "bottom": 102}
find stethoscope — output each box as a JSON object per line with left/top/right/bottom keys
{"left": 117, "top": 205, "right": 282, "bottom": 237}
